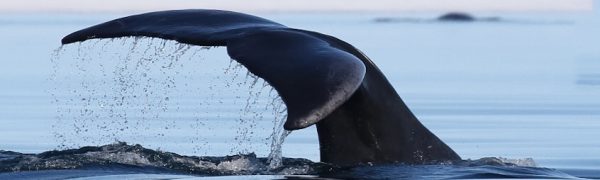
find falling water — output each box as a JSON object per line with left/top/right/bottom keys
{"left": 50, "top": 38, "right": 292, "bottom": 166}
{"left": 267, "top": 130, "right": 292, "bottom": 169}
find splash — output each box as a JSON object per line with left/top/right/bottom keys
{"left": 497, "top": 157, "right": 537, "bottom": 167}
{"left": 51, "top": 38, "right": 291, "bottom": 161}
{"left": 457, "top": 157, "right": 537, "bottom": 167}
{"left": 0, "top": 142, "right": 328, "bottom": 175}
{"left": 0, "top": 144, "right": 578, "bottom": 179}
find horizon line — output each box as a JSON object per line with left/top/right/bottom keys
{"left": 0, "top": 0, "right": 595, "bottom": 14}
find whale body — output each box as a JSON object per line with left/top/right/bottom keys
{"left": 62, "top": 9, "right": 461, "bottom": 166}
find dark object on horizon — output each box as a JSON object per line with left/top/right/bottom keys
{"left": 437, "top": 12, "right": 476, "bottom": 21}
{"left": 62, "top": 9, "right": 461, "bottom": 166}
{"left": 373, "top": 13, "right": 501, "bottom": 23}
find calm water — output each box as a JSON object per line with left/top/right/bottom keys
{"left": 1, "top": 10, "right": 599, "bottom": 178}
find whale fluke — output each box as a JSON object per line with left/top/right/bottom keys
{"left": 62, "top": 9, "right": 461, "bottom": 166}
{"left": 62, "top": 10, "right": 366, "bottom": 130}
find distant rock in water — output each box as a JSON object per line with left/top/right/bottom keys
{"left": 372, "top": 12, "right": 501, "bottom": 23}
{"left": 437, "top": 12, "right": 476, "bottom": 22}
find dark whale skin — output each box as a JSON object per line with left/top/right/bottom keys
{"left": 62, "top": 9, "right": 461, "bottom": 166}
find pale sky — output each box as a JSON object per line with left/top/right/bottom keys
{"left": 0, "top": 0, "right": 595, "bottom": 13}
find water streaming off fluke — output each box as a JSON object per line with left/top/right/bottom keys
{"left": 50, "top": 38, "right": 291, "bottom": 167}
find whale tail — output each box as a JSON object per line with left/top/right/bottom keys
{"left": 62, "top": 9, "right": 460, "bottom": 166}
{"left": 62, "top": 10, "right": 366, "bottom": 130}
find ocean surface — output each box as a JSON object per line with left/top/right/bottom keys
{"left": 1, "top": 10, "right": 599, "bottom": 179}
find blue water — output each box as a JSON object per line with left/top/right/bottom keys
{"left": 1, "top": 10, "right": 600, "bottom": 179}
